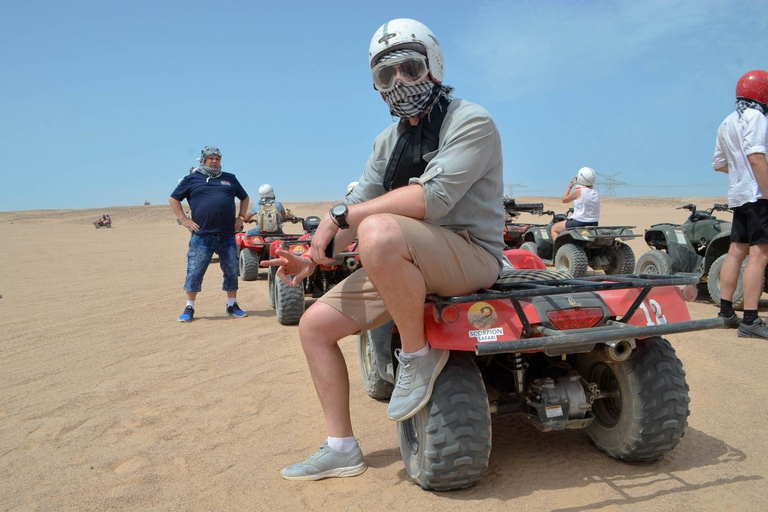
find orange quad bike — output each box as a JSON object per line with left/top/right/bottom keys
{"left": 357, "top": 248, "right": 723, "bottom": 491}
{"left": 235, "top": 215, "right": 303, "bottom": 281}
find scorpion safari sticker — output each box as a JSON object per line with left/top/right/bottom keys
{"left": 468, "top": 302, "right": 503, "bottom": 341}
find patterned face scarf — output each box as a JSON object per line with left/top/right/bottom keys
{"left": 736, "top": 98, "right": 767, "bottom": 117}
{"left": 195, "top": 145, "right": 223, "bottom": 178}
{"left": 382, "top": 81, "right": 440, "bottom": 119}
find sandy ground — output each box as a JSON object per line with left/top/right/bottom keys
{"left": 1, "top": 197, "right": 767, "bottom": 511}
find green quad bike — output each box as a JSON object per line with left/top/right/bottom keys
{"left": 634, "top": 203, "right": 768, "bottom": 309}
{"left": 520, "top": 209, "right": 637, "bottom": 278}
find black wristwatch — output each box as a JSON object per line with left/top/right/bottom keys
{"left": 330, "top": 203, "right": 349, "bottom": 229}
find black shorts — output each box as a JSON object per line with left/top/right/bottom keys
{"left": 566, "top": 219, "right": 598, "bottom": 228}
{"left": 731, "top": 199, "right": 768, "bottom": 245}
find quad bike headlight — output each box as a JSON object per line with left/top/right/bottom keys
{"left": 291, "top": 245, "right": 306, "bottom": 255}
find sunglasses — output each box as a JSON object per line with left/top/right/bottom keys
{"left": 371, "top": 54, "right": 430, "bottom": 92}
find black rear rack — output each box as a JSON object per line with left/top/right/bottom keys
{"left": 426, "top": 273, "right": 723, "bottom": 354}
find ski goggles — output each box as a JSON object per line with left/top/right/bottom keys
{"left": 371, "top": 53, "right": 430, "bottom": 92}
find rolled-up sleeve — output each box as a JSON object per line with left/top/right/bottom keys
{"left": 411, "top": 114, "right": 499, "bottom": 220}
{"left": 744, "top": 113, "right": 768, "bottom": 156}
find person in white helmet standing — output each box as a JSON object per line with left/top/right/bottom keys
{"left": 264, "top": 18, "right": 505, "bottom": 481}
{"left": 552, "top": 167, "right": 600, "bottom": 243}
{"left": 712, "top": 70, "right": 768, "bottom": 338}
{"left": 244, "top": 183, "right": 294, "bottom": 235}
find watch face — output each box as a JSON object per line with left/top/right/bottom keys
{"left": 331, "top": 204, "right": 347, "bottom": 217}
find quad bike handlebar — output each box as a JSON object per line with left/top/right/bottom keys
{"left": 503, "top": 198, "right": 545, "bottom": 214}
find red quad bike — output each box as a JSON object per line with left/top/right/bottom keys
{"left": 503, "top": 198, "right": 546, "bottom": 249}
{"left": 357, "top": 248, "right": 723, "bottom": 491}
{"left": 267, "top": 217, "right": 361, "bottom": 325}
{"left": 93, "top": 217, "right": 112, "bottom": 229}
{"left": 235, "top": 216, "right": 304, "bottom": 281}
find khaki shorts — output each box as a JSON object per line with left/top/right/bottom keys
{"left": 318, "top": 214, "right": 500, "bottom": 332}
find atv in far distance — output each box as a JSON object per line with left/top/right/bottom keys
{"left": 93, "top": 215, "right": 112, "bottom": 229}
{"left": 520, "top": 209, "right": 637, "bottom": 277}
{"left": 634, "top": 202, "right": 767, "bottom": 309}
{"left": 502, "top": 198, "right": 545, "bottom": 249}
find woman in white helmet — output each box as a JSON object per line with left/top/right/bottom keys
{"left": 552, "top": 167, "right": 600, "bottom": 243}
{"left": 270, "top": 18, "right": 505, "bottom": 483}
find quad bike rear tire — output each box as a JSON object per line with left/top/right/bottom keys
{"left": 555, "top": 243, "right": 589, "bottom": 277}
{"left": 398, "top": 352, "right": 491, "bottom": 490}
{"left": 604, "top": 243, "right": 635, "bottom": 275}
{"left": 576, "top": 336, "right": 689, "bottom": 461}
{"left": 707, "top": 253, "right": 753, "bottom": 310}
{"left": 357, "top": 323, "right": 394, "bottom": 400}
{"left": 634, "top": 250, "right": 671, "bottom": 275}
{"left": 276, "top": 278, "right": 304, "bottom": 325}
{"left": 268, "top": 266, "right": 277, "bottom": 309}
{"left": 520, "top": 241, "right": 539, "bottom": 256}
{"left": 239, "top": 249, "right": 260, "bottom": 281}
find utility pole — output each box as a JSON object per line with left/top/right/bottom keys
{"left": 504, "top": 183, "right": 528, "bottom": 198}
{"left": 595, "top": 172, "right": 627, "bottom": 196}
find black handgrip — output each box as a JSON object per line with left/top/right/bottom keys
{"left": 325, "top": 239, "right": 335, "bottom": 260}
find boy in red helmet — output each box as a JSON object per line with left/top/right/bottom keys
{"left": 712, "top": 70, "right": 768, "bottom": 338}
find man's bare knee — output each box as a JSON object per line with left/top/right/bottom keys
{"left": 298, "top": 302, "right": 358, "bottom": 350}
{"left": 358, "top": 215, "right": 408, "bottom": 268}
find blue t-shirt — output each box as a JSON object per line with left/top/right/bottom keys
{"left": 171, "top": 171, "right": 248, "bottom": 235}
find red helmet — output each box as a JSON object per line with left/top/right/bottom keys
{"left": 736, "top": 70, "right": 768, "bottom": 104}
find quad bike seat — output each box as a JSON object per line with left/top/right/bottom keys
{"left": 492, "top": 255, "right": 572, "bottom": 290}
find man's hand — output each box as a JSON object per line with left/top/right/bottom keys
{"left": 181, "top": 217, "right": 199, "bottom": 233}
{"left": 260, "top": 249, "right": 316, "bottom": 286}
{"left": 308, "top": 213, "right": 340, "bottom": 265}
{"left": 235, "top": 217, "right": 245, "bottom": 231}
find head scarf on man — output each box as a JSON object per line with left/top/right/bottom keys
{"left": 195, "top": 145, "right": 223, "bottom": 178}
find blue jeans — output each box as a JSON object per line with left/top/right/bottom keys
{"left": 184, "top": 234, "right": 239, "bottom": 293}
{"left": 246, "top": 227, "right": 283, "bottom": 237}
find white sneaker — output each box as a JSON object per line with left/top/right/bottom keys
{"left": 386, "top": 347, "right": 449, "bottom": 421}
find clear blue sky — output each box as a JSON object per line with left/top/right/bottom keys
{"left": 2, "top": 0, "right": 767, "bottom": 211}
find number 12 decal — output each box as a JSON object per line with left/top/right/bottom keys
{"left": 639, "top": 299, "right": 667, "bottom": 326}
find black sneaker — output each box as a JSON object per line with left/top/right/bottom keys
{"left": 738, "top": 318, "right": 768, "bottom": 339}
{"left": 179, "top": 306, "right": 194, "bottom": 323}
{"left": 226, "top": 302, "right": 248, "bottom": 318}
{"left": 718, "top": 312, "right": 741, "bottom": 328}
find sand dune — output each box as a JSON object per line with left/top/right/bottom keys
{"left": 2, "top": 197, "right": 767, "bottom": 511}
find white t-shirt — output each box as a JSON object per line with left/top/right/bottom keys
{"left": 571, "top": 186, "right": 600, "bottom": 223}
{"left": 712, "top": 108, "right": 768, "bottom": 207}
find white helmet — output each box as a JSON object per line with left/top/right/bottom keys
{"left": 368, "top": 19, "right": 444, "bottom": 84}
{"left": 576, "top": 167, "right": 596, "bottom": 187}
{"left": 258, "top": 183, "right": 275, "bottom": 199}
{"left": 346, "top": 181, "right": 359, "bottom": 194}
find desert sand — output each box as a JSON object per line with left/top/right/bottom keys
{"left": 1, "top": 197, "right": 767, "bottom": 511}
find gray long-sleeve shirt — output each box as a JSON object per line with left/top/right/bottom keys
{"left": 345, "top": 98, "right": 506, "bottom": 270}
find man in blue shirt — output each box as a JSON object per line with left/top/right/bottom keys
{"left": 170, "top": 145, "right": 250, "bottom": 322}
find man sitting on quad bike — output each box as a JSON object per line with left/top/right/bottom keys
{"left": 262, "top": 18, "right": 506, "bottom": 481}
{"left": 243, "top": 183, "right": 297, "bottom": 235}
{"left": 712, "top": 69, "right": 768, "bottom": 338}
{"left": 552, "top": 166, "right": 600, "bottom": 243}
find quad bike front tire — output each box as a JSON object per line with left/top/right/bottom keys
{"left": 555, "top": 243, "right": 589, "bottom": 277}
{"left": 276, "top": 277, "right": 304, "bottom": 325}
{"left": 605, "top": 243, "right": 635, "bottom": 275}
{"left": 268, "top": 266, "right": 277, "bottom": 309}
{"left": 239, "top": 249, "right": 260, "bottom": 281}
{"left": 634, "top": 250, "right": 671, "bottom": 275}
{"left": 357, "top": 322, "right": 395, "bottom": 400}
{"left": 707, "top": 253, "right": 754, "bottom": 310}
{"left": 398, "top": 352, "right": 491, "bottom": 490}
{"left": 576, "top": 336, "right": 689, "bottom": 461}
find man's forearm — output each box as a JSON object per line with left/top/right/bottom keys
{"left": 347, "top": 184, "right": 426, "bottom": 227}
{"left": 749, "top": 154, "right": 768, "bottom": 197}
{"left": 238, "top": 198, "right": 250, "bottom": 218}
{"left": 169, "top": 197, "right": 186, "bottom": 221}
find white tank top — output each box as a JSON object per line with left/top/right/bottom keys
{"left": 572, "top": 186, "right": 600, "bottom": 223}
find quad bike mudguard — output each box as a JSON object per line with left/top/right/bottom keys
{"left": 703, "top": 230, "right": 732, "bottom": 275}
{"left": 644, "top": 223, "right": 701, "bottom": 273}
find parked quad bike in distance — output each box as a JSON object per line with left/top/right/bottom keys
{"left": 521, "top": 209, "right": 637, "bottom": 277}
{"left": 502, "top": 198, "right": 545, "bottom": 249}
{"left": 267, "top": 216, "right": 362, "bottom": 325}
{"left": 357, "top": 248, "right": 724, "bottom": 491}
{"left": 634, "top": 203, "right": 768, "bottom": 309}
{"left": 235, "top": 213, "right": 303, "bottom": 281}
